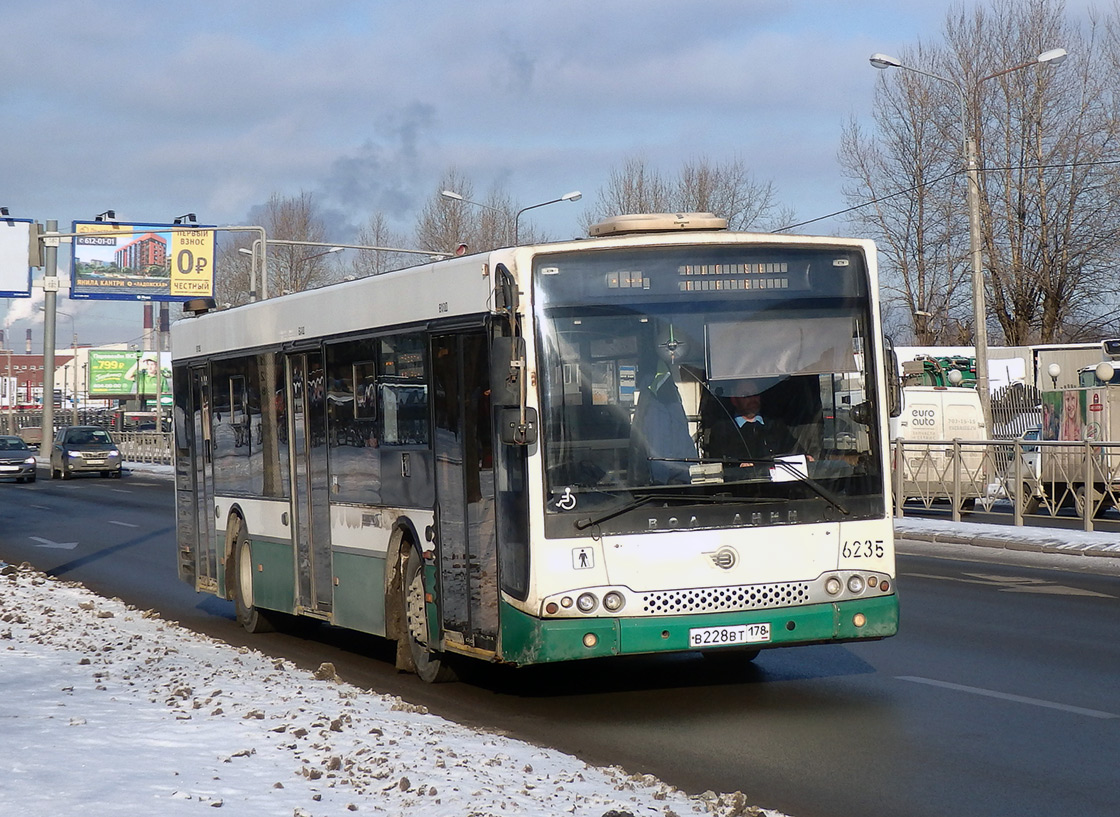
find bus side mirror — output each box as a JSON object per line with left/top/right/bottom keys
{"left": 490, "top": 336, "right": 524, "bottom": 406}
{"left": 495, "top": 264, "right": 519, "bottom": 316}
{"left": 885, "top": 335, "right": 902, "bottom": 418}
{"left": 499, "top": 406, "right": 537, "bottom": 445}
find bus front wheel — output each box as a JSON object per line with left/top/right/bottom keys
{"left": 402, "top": 547, "right": 456, "bottom": 683}
{"left": 234, "top": 529, "right": 274, "bottom": 634}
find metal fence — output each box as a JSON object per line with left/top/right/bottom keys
{"left": 116, "top": 432, "right": 173, "bottom": 465}
{"left": 892, "top": 437, "right": 1120, "bottom": 531}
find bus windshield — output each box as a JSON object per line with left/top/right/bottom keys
{"left": 533, "top": 244, "right": 885, "bottom": 537}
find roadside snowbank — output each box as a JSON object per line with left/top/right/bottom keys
{"left": 0, "top": 561, "right": 784, "bottom": 816}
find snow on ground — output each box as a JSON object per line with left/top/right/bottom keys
{"left": 0, "top": 561, "right": 784, "bottom": 817}
{"left": 894, "top": 515, "right": 1120, "bottom": 555}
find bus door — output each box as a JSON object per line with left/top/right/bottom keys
{"left": 179, "top": 364, "right": 218, "bottom": 591}
{"left": 286, "top": 351, "right": 332, "bottom": 615}
{"left": 431, "top": 331, "right": 498, "bottom": 651}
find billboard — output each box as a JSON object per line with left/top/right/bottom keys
{"left": 70, "top": 221, "right": 215, "bottom": 302}
{"left": 88, "top": 350, "right": 171, "bottom": 398}
{"left": 1, "top": 217, "right": 35, "bottom": 298}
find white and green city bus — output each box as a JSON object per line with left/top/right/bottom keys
{"left": 171, "top": 213, "right": 900, "bottom": 682}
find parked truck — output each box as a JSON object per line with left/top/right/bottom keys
{"left": 1022, "top": 350, "right": 1120, "bottom": 516}
{"left": 891, "top": 383, "right": 988, "bottom": 511}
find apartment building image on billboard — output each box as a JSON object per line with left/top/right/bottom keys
{"left": 115, "top": 233, "right": 167, "bottom": 276}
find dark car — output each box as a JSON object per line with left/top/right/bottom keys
{"left": 0, "top": 435, "right": 37, "bottom": 483}
{"left": 50, "top": 426, "right": 123, "bottom": 479}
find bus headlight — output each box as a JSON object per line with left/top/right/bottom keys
{"left": 603, "top": 591, "right": 625, "bottom": 612}
{"left": 847, "top": 575, "right": 866, "bottom": 594}
{"left": 824, "top": 576, "right": 843, "bottom": 595}
{"left": 576, "top": 592, "right": 598, "bottom": 613}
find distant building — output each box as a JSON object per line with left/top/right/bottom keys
{"left": 0, "top": 351, "right": 74, "bottom": 406}
{"left": 115, "top": 232, "right": 167, "bottom": 273}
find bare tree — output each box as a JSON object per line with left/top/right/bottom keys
{"left": 844, "top": 0, "right": 1120, "bottom": 345}
{"left": 414, "top": 170, "right": 526, "bottom": 253}
{"left": 214, "top": 235, "right": 256, "bottom": 308}
{"left": 583, "top": 155, "right": 790, "bottom": 232}
{"left": 946, "top": 1, "right": 1120, "bottom": 344}
{"left": 258, "top": 191, "right": 336, "bottom": 295}
{"left": 348, "top": 212, "right": 415, "bottom": 277}
{"left": 583, "top": 157, "right": 672, "bottom": 228}
{"left": 840, "top": 42, "right": 973, "bottom": 344}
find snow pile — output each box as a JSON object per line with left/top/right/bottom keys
{"left": 0, "top": 562, "right": 784, "bottom": 817}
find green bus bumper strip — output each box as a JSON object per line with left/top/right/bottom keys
{"left": 499, "top": 594, "right": 899, "bottom": 666}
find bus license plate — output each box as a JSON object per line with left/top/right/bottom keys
{"left": 689, "top": 623, "right": 771, "bottom": 648}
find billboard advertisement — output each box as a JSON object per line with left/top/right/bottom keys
{"left": 1, "top": 217, "right": 35, "bottom": 298}
{"left": 70, "top": 221, "right": 215, "bottom": 302}
{"left": 88, "top": 350, "right": 171, "bottom": 398}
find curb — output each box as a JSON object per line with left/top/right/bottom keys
{"left": 894, "top": 522, "right": 1120, "bottom": 560}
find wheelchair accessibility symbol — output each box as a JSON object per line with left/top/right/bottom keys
{"left": 556, "top": 486, "right": 577, "bottom": 511}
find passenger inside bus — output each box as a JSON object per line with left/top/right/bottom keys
{"left": 628, "top": 363, "right": 697, "bottom": 485}
{"left": 703, "top": 378, "right": 810, "bottom": 469}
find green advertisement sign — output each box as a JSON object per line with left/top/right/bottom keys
{"left": 88, "top": 350, "right": 171, "bottom": 398}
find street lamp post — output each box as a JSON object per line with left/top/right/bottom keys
{"left": 2, "top": 348, "right": 13, "bottom": 435}
{"left": 514, "top": 191, "right": 581, "bottom": 244}
{"left": 441, "top": 189, "right": 582, "bottom": 245}
{"left": 870, "top": 48, "right": 1067, "bottom": 428}
{"left": 241, "top": 240, "right": 451, "bottom": 296}
{"left": 41, "top": 306, "right": 79, "bottom": 424}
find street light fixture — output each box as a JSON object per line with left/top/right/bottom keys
{"left": 515, "top": 191, "right": 581, "bottom": 244}
{"left": 300, "top": 246, "right": 345, "bottom": 262}
{"left": 94, "top": 210, "right": 117, "bottom": 222}
{"left": 173, "top": 213, "right": 198, "bottom": 225}
{"left": 869, "top": 47, "right": 1068, "bottom": 427}
{"left": 442, "top": 189, "right": 582, "bottom": 245}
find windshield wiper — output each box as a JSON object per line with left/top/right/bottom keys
{"left": 648, "top": 456, "right": 850, "bottom": 516}
{"left": 571, "top": 485, "right": 736, "bottom": 531}
{"left": 574, "top": 492, "right": 668, "bottom": 531}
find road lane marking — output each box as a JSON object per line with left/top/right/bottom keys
{"left": 108, "top": 520, "right": 139, "bottom": 528}
{"left": 897, "top": 676, "right": 1118, "bottom": 719}
{"left": 904, "top": 571, "right": 1114, "bottom": 598}
{"left": 30, "top": 536, "right": 78, "bottom": 550}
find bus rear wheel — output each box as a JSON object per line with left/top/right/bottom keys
{"left": 234, "top": 529, "right": 274, "bottom": 634}
{"left": 402, "top": 547, "right": 456, "bottom": 683}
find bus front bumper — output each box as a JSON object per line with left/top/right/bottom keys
{"left": 499, "top": 594, "right": 899, "bottom": 666}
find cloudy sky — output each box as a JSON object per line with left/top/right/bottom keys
{"left": 0, "top": 0, "right": 1098, "bottom": 347}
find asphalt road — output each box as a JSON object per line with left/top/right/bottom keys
{"left": 2, "top": 466, "right": 1117, "bottom": 817}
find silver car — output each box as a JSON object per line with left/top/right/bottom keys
{"left": 50, "top": 426, "right": 123, "bottom": 479}
{"left": 0, "top": 435, "right": 37, "bottom": 483}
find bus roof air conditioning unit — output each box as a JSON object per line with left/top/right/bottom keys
{"left": 588, "top": 212, "right": 728, "bottom": 237}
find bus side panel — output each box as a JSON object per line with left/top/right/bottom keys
{"left": 332, "top": 550, "right": 388, "bottom": 635}
{"left": 246, "top": 534, "right": 297, "bottom": 615}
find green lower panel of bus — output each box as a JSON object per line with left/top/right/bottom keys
{"left": 246, "top": 537, "right": 296, "bottom": 614}
{"left": 332, "top": 551, "right": 387, "bottom": 635}
{"left": 499, "top": 594, "right": 899, "bottom": 666}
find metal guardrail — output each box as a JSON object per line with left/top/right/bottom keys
{"left": 116, "top": 432, "right": 173, "bottom": 465}
{"left": 891, "top": 438, "right": 1120, "bottom": 532}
